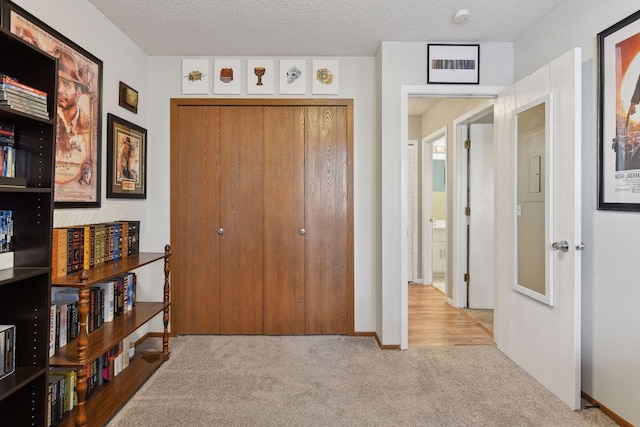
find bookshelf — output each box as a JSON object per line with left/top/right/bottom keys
{"left": 50, "top": 247, "right": 172, "bottom": 427}
{"left": 0, "top": 28, "right": 56, "bottom": 426}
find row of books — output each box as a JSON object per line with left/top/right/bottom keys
{"left": 0, "top": 211, "right": 12, "bottom": 254}
{"left": 0, "top": 73, "right": 49, "bottom": 120}
{"left": 0, "top": 122, "right": 16, "bottom": 178}
{"left": 50, "top": 272, "right": 137, "bottom": 356}
{"left": 48, "top": 337, "right": 133, "bottom": 426}
{"left": 0, "top": 325, "right": 15, "bottom": 381}
{"left": 52, "top": 220, "right": 140, "bottom": 278}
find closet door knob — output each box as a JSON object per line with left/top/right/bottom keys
{"left": 217, "top": 228, "right": 224, "bottom": 235}
{"left": 300, "top": 228, "right": 306, "bottom": 235}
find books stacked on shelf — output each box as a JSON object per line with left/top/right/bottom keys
{"left": 50, "top": 273, "right": 137, "bottom": 353}
{"left": 48, "top": 367, "right": 76, "bottom": 426}
{"left": 0, "top": 74, "right": 49, "bottom": 120}
{"left": 0, "top": 211, "right": 13, "bottom": 253}
{"left": 48, "top": 336, "right": 132, "bottom": 425}
{"left": 0, "top": 122, "right": 16, "bottom": 179}
{"left": 0, "top": 325, "right": 16, "bottom": 381}
{"left": 51, "top": 220, "right": 141, "bottom": 278}
{"left": 0, "top": 211, "right": 14, "bottom": 270}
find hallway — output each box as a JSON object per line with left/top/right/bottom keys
{"left": 408, "top": 283, "right": 495, "bottom": 347}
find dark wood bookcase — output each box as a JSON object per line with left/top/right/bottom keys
{"left": 0, "top": 28, "right": 56, "bottom": 426}
{"left": 50, "top": 248, "right": 171, "bottom": 427}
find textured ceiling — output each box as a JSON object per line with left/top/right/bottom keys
{"left": 87, "top": 0, "right": 566, "bottom": 57}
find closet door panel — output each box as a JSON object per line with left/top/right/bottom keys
{"left": 263, "top": 107, "right": 306, "bottom": 335}
{"left": 218, "top": 106, "right": 264, "bottom": 334}
{"left": 304, "top": 106, "right": 349, "bottom": 334}
{"left": 172, "top": 106, "right": 221, "bottom": 334}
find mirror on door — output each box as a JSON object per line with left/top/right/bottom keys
{"left": 513, "top": 94, "right": 554, "bottom": 306}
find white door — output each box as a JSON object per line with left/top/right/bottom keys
{"left": 468, "top": 123, "right": 495, "bottom": 309}
{"left": 422, "top": 139, "right": 434, "bottom": 284}
{"left": 494, "top": 48, "right": 582, "bottom": 409}
{"left": 407, "top": 141, "right": 418, "bottom": 282}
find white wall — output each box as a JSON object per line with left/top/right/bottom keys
{"left": 514, "top": 0, "right": 640, "bottom": 424}
{"left": 145, "top": 56, "right": 379, "bottom": 333}
{"left": 378, "top": 42, "right": 512, "bottom": 345}
{"left": 14, "top": 0, "right": 379, "bottom": 336}
{"left": 13, "top": 0, "right": 162, "bottom": 335}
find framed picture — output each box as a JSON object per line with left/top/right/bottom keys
{"left": 213, "top": 59, "right": 241, "bottom": 95}
{"left": 181, "top": 59, "right": 210, "bottom": 94}
{"left": 2, "top": 0, "right": 103, "bottom": 207}
{"left": 427, "top": 44, "right": 480, "bottom": 84}
{"left": 106, "top": 114, "right": 146, "bottom": 199}
{"left": 598, "top": 10, "right": 640, "bottom": 211}
{"left": 119, "top": 81, "right": 138, "bottom": 114}
{"left": 279, "top": 59, "right": 306, "bottom": 95}
{"left": 312, "top": 60, "right": 339, "bottom": 95}
{"left": 247, "top": 59, "right": 274, "bottom": 94}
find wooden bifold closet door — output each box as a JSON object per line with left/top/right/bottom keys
{"left": 171, "top": 100, "right": 352, "bottom": 336}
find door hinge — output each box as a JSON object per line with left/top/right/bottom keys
{"left": 465, "top": 140, "right": 471, "bottom": 149}
{"left": 465, "top": 207, "right": 471, "bottom": 216}
{"left": 464, "top": 273, "right": 470, "bottom": 282}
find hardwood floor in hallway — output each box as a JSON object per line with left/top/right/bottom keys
{"left": 409, "top": 283, "right": 495, "bottom": 347}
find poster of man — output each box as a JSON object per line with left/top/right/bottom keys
{"left": 612, "top": 33, "right": 640, "bottom": 171}
{"left": 116, "top": 134, "right": 140, "bottom": 189}
{"left": 9, "top": 8, "right": 101, "bottom": 206}
{"left": 600, "top": 14, "right": 640, "bottom": 209}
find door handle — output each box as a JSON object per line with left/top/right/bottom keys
{"left": 552, "top": 240, "right": 569, "bottom": 252}
{"left": 217, "top": 228, "right": 224, "bottom": 235}
{"left": 300, "top": 228, "right": 306, "bottom": 235}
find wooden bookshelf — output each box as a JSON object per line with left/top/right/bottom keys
{"left": 50, "top": 302, "right": 169, "bottom": 366}
{"left": 55, "top": 352, "right": 164, "bottom": 427}
{"left": 50, "top": 246, "right": 172, "bottom": 427}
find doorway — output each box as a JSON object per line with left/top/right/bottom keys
{"left": 406, "top": 96, "right": 497, "bottom": 345}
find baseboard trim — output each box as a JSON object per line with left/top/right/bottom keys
{"left": 582, "top": 391, "right": 632, "bottom": 427}
{"left": 374, "top": 333, "right": 400, "bottom": 350}
{"left": 135, "top": 332, "right": 164, "bottom": 347}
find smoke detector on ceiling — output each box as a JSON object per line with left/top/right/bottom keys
{"left": 454, "top": 9, "right": 471, "bottom": 24}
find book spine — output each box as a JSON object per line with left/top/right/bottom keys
{"left": 49, "top": 304, "right": 56, "bottom": 357}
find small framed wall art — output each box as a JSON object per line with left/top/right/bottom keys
{"left": 247, "top": 59, "right": 274, "bottom": 94}
{"left": 181, "top": 59, "right": 210, "bottom": 94}
{"left": 279, "top": 59, "right": 306, "bottom": 95}
{"left": 106, "top": 113, "right": 147, "bottom": 199}
{"left": 213, "top": 59, "right": 241, "bottom": 95}
{"left": 119, "top": 81, "right": 138, "bottom": 113}
{"left": 312, "top": 60, "right": 339, "bottom": 95}
{"left": 427, "top": 44, "right": 480, "bottom": 84}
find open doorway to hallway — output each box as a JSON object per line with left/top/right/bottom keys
{"left": 407, "top": 96, "right": 495, "bottom": 344}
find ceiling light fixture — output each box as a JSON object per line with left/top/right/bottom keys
{"left": 454, "top": 9, "right": 471, "bottom": 24}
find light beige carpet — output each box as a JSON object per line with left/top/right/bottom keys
{"left": 107, "top": 336, "right": 614, "bottom": 427}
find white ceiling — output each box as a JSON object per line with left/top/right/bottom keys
{"left": 87, "top": 0, "right": 565, "bottom": 57}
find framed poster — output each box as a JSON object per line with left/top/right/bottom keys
{"left": 106, "top": 114, "right": 146, "bottom": 199}
{"left": 427, "top": 44, "right": 480, "bottom": 84}
{"left": 598, "top": 10, "right": 640, "bottom": 211}
{"left": 2, "top": 0, "right": 103, "bottom": 207}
